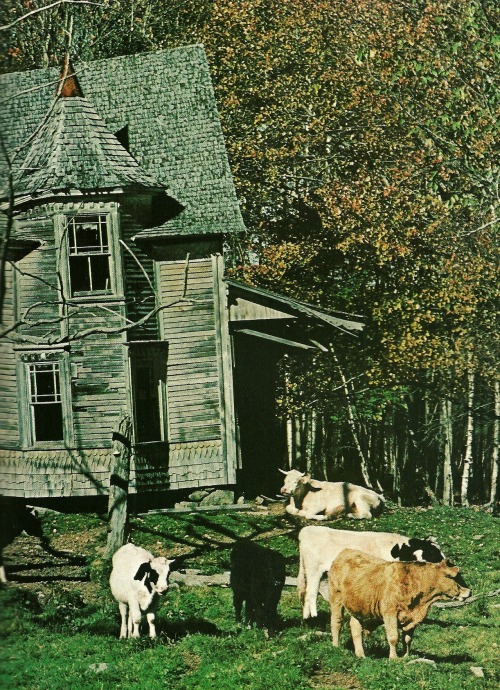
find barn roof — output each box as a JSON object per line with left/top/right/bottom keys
{"left": 0, "top": 46, "right": 246, "bottom": 235}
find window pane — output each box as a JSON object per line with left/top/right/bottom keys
{"left": 69, "top": 255, "right": 91, "bottom": 292}
{"left": 74, "top": 224, "right": 101, "bottom": 253}
{"left": 135, "top": 365, "right": 161, "bottom": 442}
{"left": 33, "top": 403, "right": 63, "bottom": 441}
{"left": 89, "top": 255, "right": 111, "bottom": 291}
{"left": 67, "top": 214, "right": 111, "bottom": 295}
{"left": 33, "top": 368, "right": 58, "bottom": 399}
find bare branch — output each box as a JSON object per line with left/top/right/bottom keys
{"left": 0, "top": 0, "right": 104, "bottom": 32}
{"left": 119, "top": 239, "right": 155, "bottom": 295}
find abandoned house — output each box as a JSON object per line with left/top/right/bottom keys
{"left": 0, "top": 46, "right": 363, "bottom": 504}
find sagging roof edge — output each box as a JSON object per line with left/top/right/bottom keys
{"left": 225, "top": 278, "right": 365, "bottom": 334}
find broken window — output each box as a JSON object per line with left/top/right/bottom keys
{"left": 67, "top": 214, "right": 111, "bottom": 295}
{"left": 28, "top": 362, "right": 63, "bottom": 442}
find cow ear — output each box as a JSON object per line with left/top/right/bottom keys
{"left": 303, "top": 473, "right": 311, "bottom": 482}
{"left": 390, "top": 544, "right": 401, "bottom": 559}
{"left": 134, "top": 562, "right": 151, "bottom": 581}
{"left": 444, "top": 560, "right": 458, "bottom": 572}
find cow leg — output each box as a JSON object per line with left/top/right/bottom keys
{"left": 118, "top": 602, "right": 128, "bottom": 639}
{"left": 304, "top": 571, "right": 323, "bottom": 618}
{"left": 329, "top": 598, "right": 343, "bottom": 647}
{"left": 146, "top": 611, "right": 156, "bottom": 639}
{"left": 128, "top": 599, "right": 142, "bottom": 638}
{"left": 304, "top": 512, "right": 327, "bottom": 521}
{"left": 244, "top": 599, "right": 255, "bottom": 628}
{"left": 402, "top": 627, "right": 414, "bottom": 657}
{"left": 0, "top": 565, "right": 7, "bottom": 585}
{"left": 383, "top": 615, "right": 399, "bottom": 660}
{"left": 285, "top": 503, "right": 300, "bottom": 516}
{"left": 233, "top": 591, "right": 244, "bottom": 623}
{"left": 350, "top": 617, "right": 365, "bottom": 658}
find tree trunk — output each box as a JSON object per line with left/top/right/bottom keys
{"left": 333, "top": 351, "right": 373, "bottom": 488}
{"left": 106, "top": 414, "right": 132, "bottom": 559}
{"left": 460, "top": 370, "right": 475, "bottom": 506}
{"left": 286, "top": 416, "right": 294, "bottom": 470}
{"left": 490, "top": 380, "right": 500, "bottom": 507}
{"left": 441, "top": 399, "right": 454, "bottom": 506}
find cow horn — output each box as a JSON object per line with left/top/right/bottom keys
{"left": 278, "top": 468, "right": 289, "bottom": 475}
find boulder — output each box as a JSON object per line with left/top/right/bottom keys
{"left": 200, "top": 489, "right": 234, "bottom": 506}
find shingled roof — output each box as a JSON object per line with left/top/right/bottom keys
{"left": 0, "top": 46, "right": 246, "bottom": 236}
{"left": 5, "top": 96, "right": 166, "bottom": 207}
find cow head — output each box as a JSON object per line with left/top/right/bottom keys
{"left": 435, "top": 561, "right": 471, "bottom": 601}
{"left": 391, "top": 537, "right": 445, "bottom": 563}
{"left": 279, "top": 469, "right": 309, "bottom": 495}
{"left": 19, "top": 506, "right": 45, "bottom": 538}
{"left": 134, "top": 557, "right": 174, "bottom": 594}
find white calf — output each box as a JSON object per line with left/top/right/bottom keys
{"left": 298, "top": 526, "right": 445, "bottom": 619}
{"left": 279, "top": 469, "right": 384, "bottom": 520}
{"left": 109, "top": 543, "right": 173, "bottom": 638}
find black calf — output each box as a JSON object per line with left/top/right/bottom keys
{"left": 0, "top": 497, "right": 46, "bottom": 583}
{"left": 230, "top": 540, "right": 286, "bottom": 633}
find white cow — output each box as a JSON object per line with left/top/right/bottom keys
{"left": 279, "top": 469, "right": 384, "bottom": 520}
{"left": 298, "top": 525, "right": 445, "bottom": 619}
{"left": 109, "top": 543, "right": 173, "bottom": 638}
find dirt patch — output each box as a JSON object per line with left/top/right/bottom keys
{"left": 309, "top": 670, "right": 362, "bottom": 689}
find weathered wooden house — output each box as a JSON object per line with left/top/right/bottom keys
{"left": 0, "top": 47, "right": 363, "bottom": 503}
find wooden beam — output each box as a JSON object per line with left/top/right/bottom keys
{"left": 235, "top": 328, "right": 318, "bottom": 350}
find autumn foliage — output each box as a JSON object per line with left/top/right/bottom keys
{"left": 1, "top": 0, "right": 498, "bottom": 504}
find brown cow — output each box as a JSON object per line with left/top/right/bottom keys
{"left": 328, "top": 549, "right": 471, "bottom": 660}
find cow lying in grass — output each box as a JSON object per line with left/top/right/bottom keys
{"left": 328, "top": 549, "right": 471, "bottom": 659}
{"left": 0, "top": 498, "right": 47, "bottom": 584}
{"left": 279, "top": 469, "right": 384, "bottom": 520}
{"left": 109, "top": 543, "right": 173, "bottom": 638}
{"left": 298, "top": 525, "right": 445, "bottom": 619}
{"left": 230, "top": 540, "right": 286, "bottom": 635}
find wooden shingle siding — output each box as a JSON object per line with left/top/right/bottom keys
{"left": 167, "top": 439, "right": 226, "bottom": 487}
{"left": 0, "top": 265, "right": 19, "bottom": 447}
{"left": 0, "top": 448, "right": 113, "bottom": 497}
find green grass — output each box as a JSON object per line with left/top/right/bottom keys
{"left": 1, "top": 505, "right": 498, "bottom": 689}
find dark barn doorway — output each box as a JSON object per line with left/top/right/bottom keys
{"left": 232, "top": 332, "right": 286, "bottom": 499}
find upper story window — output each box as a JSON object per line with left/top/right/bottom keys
{"left": 28, "top": 361, "right": 63, "bottom": 442}
{"left": 67, "top": 214, "right": 111, "bottom": 295}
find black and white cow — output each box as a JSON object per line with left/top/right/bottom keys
{"left": 0, "top": 497, "right": 46, "bottom": 584}
{"left": 109, "top": 543, "right": 174, "bottom": 638}
{"left": 298, "top": 525, "right": 446, "bottom": 619}
{"left": 230, "top": 540, "right": 286, "bottom": 634}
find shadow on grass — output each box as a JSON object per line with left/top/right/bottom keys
{"left": 130, "top": 511, "right": 299, "bottom": 572}
{"left": 160, "top": 617, "right": 221, "bottom": 640}
{"left": 412, "top": 651, "right": 475, "bottom": 664}
{"left": 7, "top": 573, "right": 90, "bottom": 583}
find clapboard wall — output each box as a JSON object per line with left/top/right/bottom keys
{"left": 157, "top": 252, "right": 236, "bottom": 488}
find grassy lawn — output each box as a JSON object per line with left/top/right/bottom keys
{"left": 1, "top": 504, "right": 498, "bottom": 689}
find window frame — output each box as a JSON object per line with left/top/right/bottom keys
{"left": 55, "top": 205, "right": 123, "bottom": 302}
{"left": 18, "top": 351, "right": 74, "bottom": 449}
